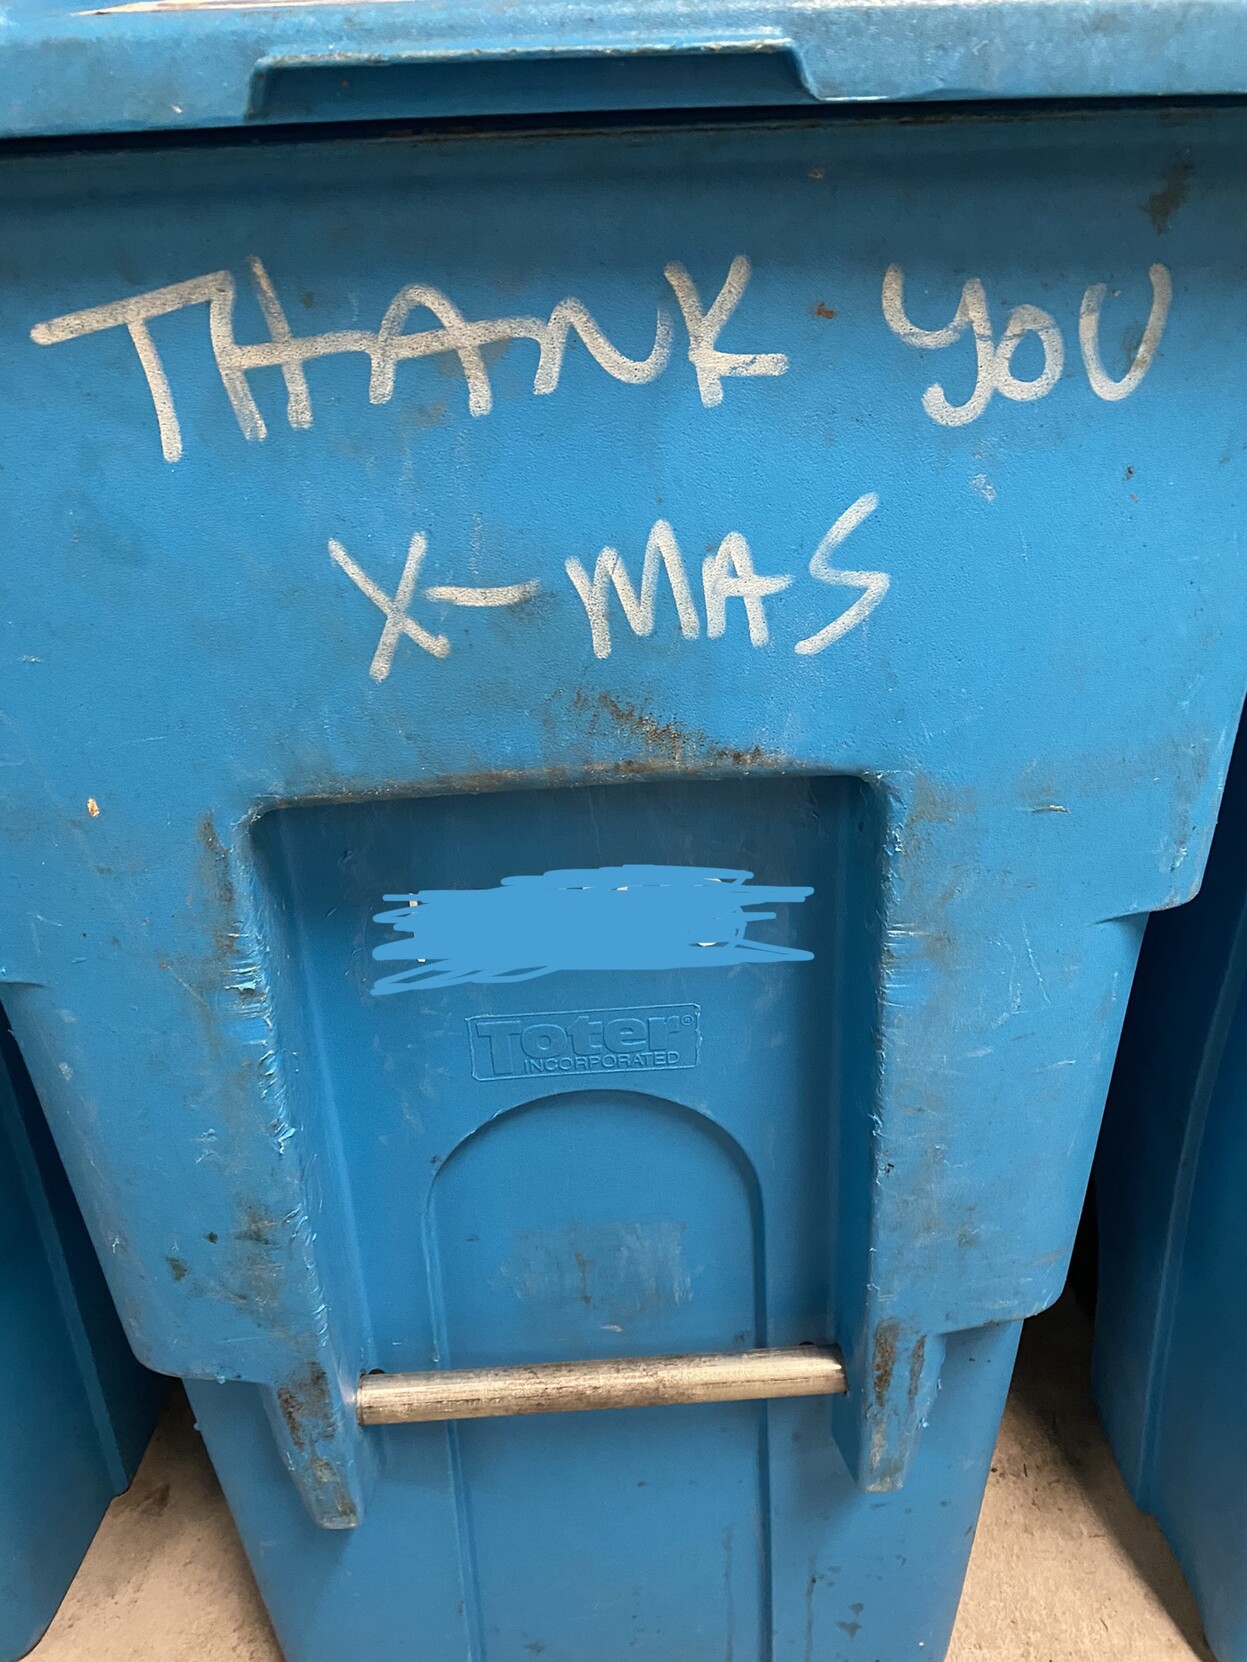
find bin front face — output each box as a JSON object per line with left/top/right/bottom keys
{"left": 2, "top": 100, "right": 1247, "bottom": 1662}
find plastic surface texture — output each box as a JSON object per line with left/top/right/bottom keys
{"left": 6, "top": 0, "right": 1247, "bottom": 138}
{"left": 0, "top": 1018, "right": 161, "bottom": 1661}
{"left": 1095, "top": 724, "right": 1247, "bottom": 1662}
{"left": 2, "top": 99, "right": 1247, "bottom": 1661}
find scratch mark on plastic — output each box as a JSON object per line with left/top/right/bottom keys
{"left": 371, "top": 864, "right": 813, "bottom": 992}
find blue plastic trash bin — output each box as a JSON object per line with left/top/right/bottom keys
{"left": 3, "top": 11, "right": 1247, "bottom": 1660}
{"left": 0, "top": 1013, "right": 162, "bottom": 1659}
{"left": 1095, "top": 722, "right": 1247, "bottom": 1662}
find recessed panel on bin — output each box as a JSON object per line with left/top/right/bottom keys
{"left": 248, "top": 775, "right": 872, "bottom": 1659}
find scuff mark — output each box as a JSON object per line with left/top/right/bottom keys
{"left": 499, "top": 1220, "right": 692, "bottom": 1318}
{"left": 907, "top": 1335, "right": 927, "bottom": 1411}
{"left": 1146, "top": 159, "right": 1193, "bottom": 234}
{"left": 1020, "top": 922, "right": 1052, "bottom": 1008}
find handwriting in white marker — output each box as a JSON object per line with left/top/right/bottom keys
{"left": 793, "top": 493, "right": 889, "bottom": 655}
{"left": 566, "top": 504, "right": 888, "bottom": 660}
{"left": 882, "top": 263, "right": 1171, "bottom": 426}
{"left": 329, "top": 532, "right": 539, "bottom": 680}
{"left": 882, "top": 266, "right": 1064, "bottom": 426}
{"left": 564, "top": 520, "right": 703, "bottom": 660}
{"left": 665, "top": 258, "right": 789, "bottom": 408}
{"left": 1078, "top": 265, "right": 1173, "bottom": 402}
{"left": 702, "top": 534, "right": 792, "bottom": 645}
{"left": 30, "top": 256, "right": 788, "bottom": 464}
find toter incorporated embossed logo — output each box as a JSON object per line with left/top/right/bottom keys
{"left": 468, "top": 1004, "right": 700, "bottom": 1082}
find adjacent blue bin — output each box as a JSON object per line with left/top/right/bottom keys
{"left": 0, "top": 1014, "right": 161, "bottom": 1660}
{"left": 1095, "top": 723, "right": 1247, "bottom": 1662}
{"left": 3, "top": 11, "right": 1247, "bottom": 1661}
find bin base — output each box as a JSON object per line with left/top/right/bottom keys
{"left": 188, "top": 1319, "right": 1019, "bottom": 1662}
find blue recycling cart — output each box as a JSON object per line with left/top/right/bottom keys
{"left": 3, "top": 6, "right": 1247, "bottom": 1659}
{"left": 0, "top": 1015, "right": 160, "bottom": 1660}
{"left": 1095, "top": 723, "right": 1247, "bottom": 1662}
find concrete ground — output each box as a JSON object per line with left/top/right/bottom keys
{"left": 30, "top": 1296, "right": 1212, "bottom": 1662}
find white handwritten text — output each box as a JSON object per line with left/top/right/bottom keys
{"left": 882, "top": 264, "right": 1172, "bottom": 426}
{"left": 332, "top": 498, "right": 889, "bottom": 677}
{"left": 31, "top": 256, "right": 788, "bottom": 464}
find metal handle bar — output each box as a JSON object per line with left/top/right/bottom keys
{"left": 357, "top": 1345, "right": 846, "bottom": 1425}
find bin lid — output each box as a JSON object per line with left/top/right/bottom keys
{"left": 3, "top": 0, "right": 1247, "bottom": 140}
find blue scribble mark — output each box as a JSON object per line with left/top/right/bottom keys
{"left": 371, "top": 865, "right": 814, "bottom": 993}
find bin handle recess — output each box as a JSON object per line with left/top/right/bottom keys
{"left": 357, "top": 1345, "right": 846, "bottom": 1425}
{"left": 246, "top": 40, "right": 805, "bottom": 123}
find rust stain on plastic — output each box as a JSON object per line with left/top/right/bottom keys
{"left": 274, "top": 1362, "right": 359, "bottom": 1526}
{"left": 591, "top": 691, "right": 692, "bottom": 761}
{"left": 872, "top": 1320, "right": 899, "bottom": 1407}
{"left": 276, "top": 1360, "right": 332, "bottom": 1452}
{"left": 195, "top": 811, "right": 241, "bottom": 968}
{"left": 576, "top": 688, "right": 787, "bottom": 771}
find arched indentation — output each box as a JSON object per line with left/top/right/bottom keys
{"left": 427, "top": 1088, "right": 764, "bottom": 1366}
{"left": 425, "top": 1089, "right": 771, "bottom": 1662}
